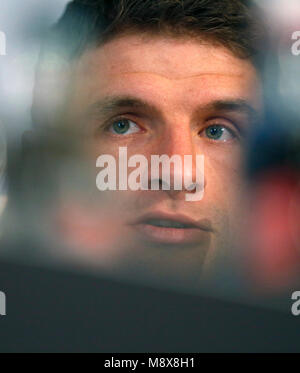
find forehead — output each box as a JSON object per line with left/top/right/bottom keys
{"left": 69, "top": 34, "right": 263, "bottom": 112}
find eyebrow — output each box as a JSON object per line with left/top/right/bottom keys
{"left": 201, "top": 99, "right": 262, "bottom": 126}
{"left": 86, "top": 95, "right": 261, "bottom": 125}
{"left": 86, "top": 96, "right": 159, "bottom": 118}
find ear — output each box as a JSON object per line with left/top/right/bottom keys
{"left": 248, "top": 168, "right": 300, "bottom": 292}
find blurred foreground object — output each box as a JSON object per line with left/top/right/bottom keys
{"left": 245, "top": 107, "right": 300, "bottom": 293}
{"left": 1, "top": 257, "right": 300, "bottom": 352}
{"left": 0, "top": 121, "right": 7, "bottom": 219}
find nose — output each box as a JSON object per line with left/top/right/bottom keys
{"left": 148, "top": 122, "right": 204, "bottom": 199}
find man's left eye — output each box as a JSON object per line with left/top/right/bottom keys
{"left": 109, "top": 118, "right": 140, "bottom": 135}
{"left": 200, "top": 125, "right": 235, "bottom": 142}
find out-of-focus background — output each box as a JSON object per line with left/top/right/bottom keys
{"left": 0, "top": 0, "right": 69, "bottom": 137}
{"left": 0, "top": 0, "right": 300, "bottom": 353}
{"left": 0, "top": 0, "right": 299, "bottom": 308}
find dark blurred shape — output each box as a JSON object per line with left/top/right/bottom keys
{"left": 2, "top": 128, "right": 87, "bottom": 254}
{"left": 247, "top": 108, "right": 300, "bottom": 179}
{"left": 0, "top": 256, "right": 300, "bottom": 353}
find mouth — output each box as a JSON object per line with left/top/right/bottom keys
{"left": 130, "top": 212, "right": 213, "bottom": 246}
{"left": 142, "top": 218, "right": 197, "bottom": 229}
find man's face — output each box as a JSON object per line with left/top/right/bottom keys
{"left": 59, "top": 34, "right": 263, "bottom": 283}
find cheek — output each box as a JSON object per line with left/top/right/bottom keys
{"left": 203, "top": 143, "right": 243, "bottom": 187}
{"left": 203, "top": 144, "right": 244, "bottom": 216}
{"left": 87, "top": 133, "right": 152, "bottom": 157}
{"left": 205, "top": 143, "right": 242, "bottom": 167}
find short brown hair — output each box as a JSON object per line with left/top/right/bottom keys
{"left": 33, "top": 0, "right": 275, "bottom": 127}
{"left": 49, "top": 0, "right": 270, "bottom": 70}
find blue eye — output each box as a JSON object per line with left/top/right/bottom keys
{"left": 109, "top": 119, "right": 140, "bottom": 135}
{"left": 203, "top": 125, "right": 235, "bottom": 141}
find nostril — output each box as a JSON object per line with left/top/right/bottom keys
{"left": 159, "top": 178, "right": 172, "bottom": 190}
{"left": 159, "top": 179, "right": 163, "bottom": 190}
{"left": 148, "top": 178, "right": 167, "bottom": 190}
{"left": 186, "top": 183, "right": 197, "bottom": 192}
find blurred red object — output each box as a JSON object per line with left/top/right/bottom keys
{"left": 247, "top": 167, "right": 300, "bottom": 292}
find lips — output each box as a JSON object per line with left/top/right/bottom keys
{"left": 130, "top": 212, "right": 213, "bottom": 246}
{"left": 143, "top": 218, "right": 196, "bottom": 229}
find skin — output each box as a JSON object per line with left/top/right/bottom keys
{"left": 55, "top": 33, "right": 263, "bottom": 285}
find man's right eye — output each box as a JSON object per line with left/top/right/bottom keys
{"left": 108, "top": 118, "right": 141, "bottom": 135}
